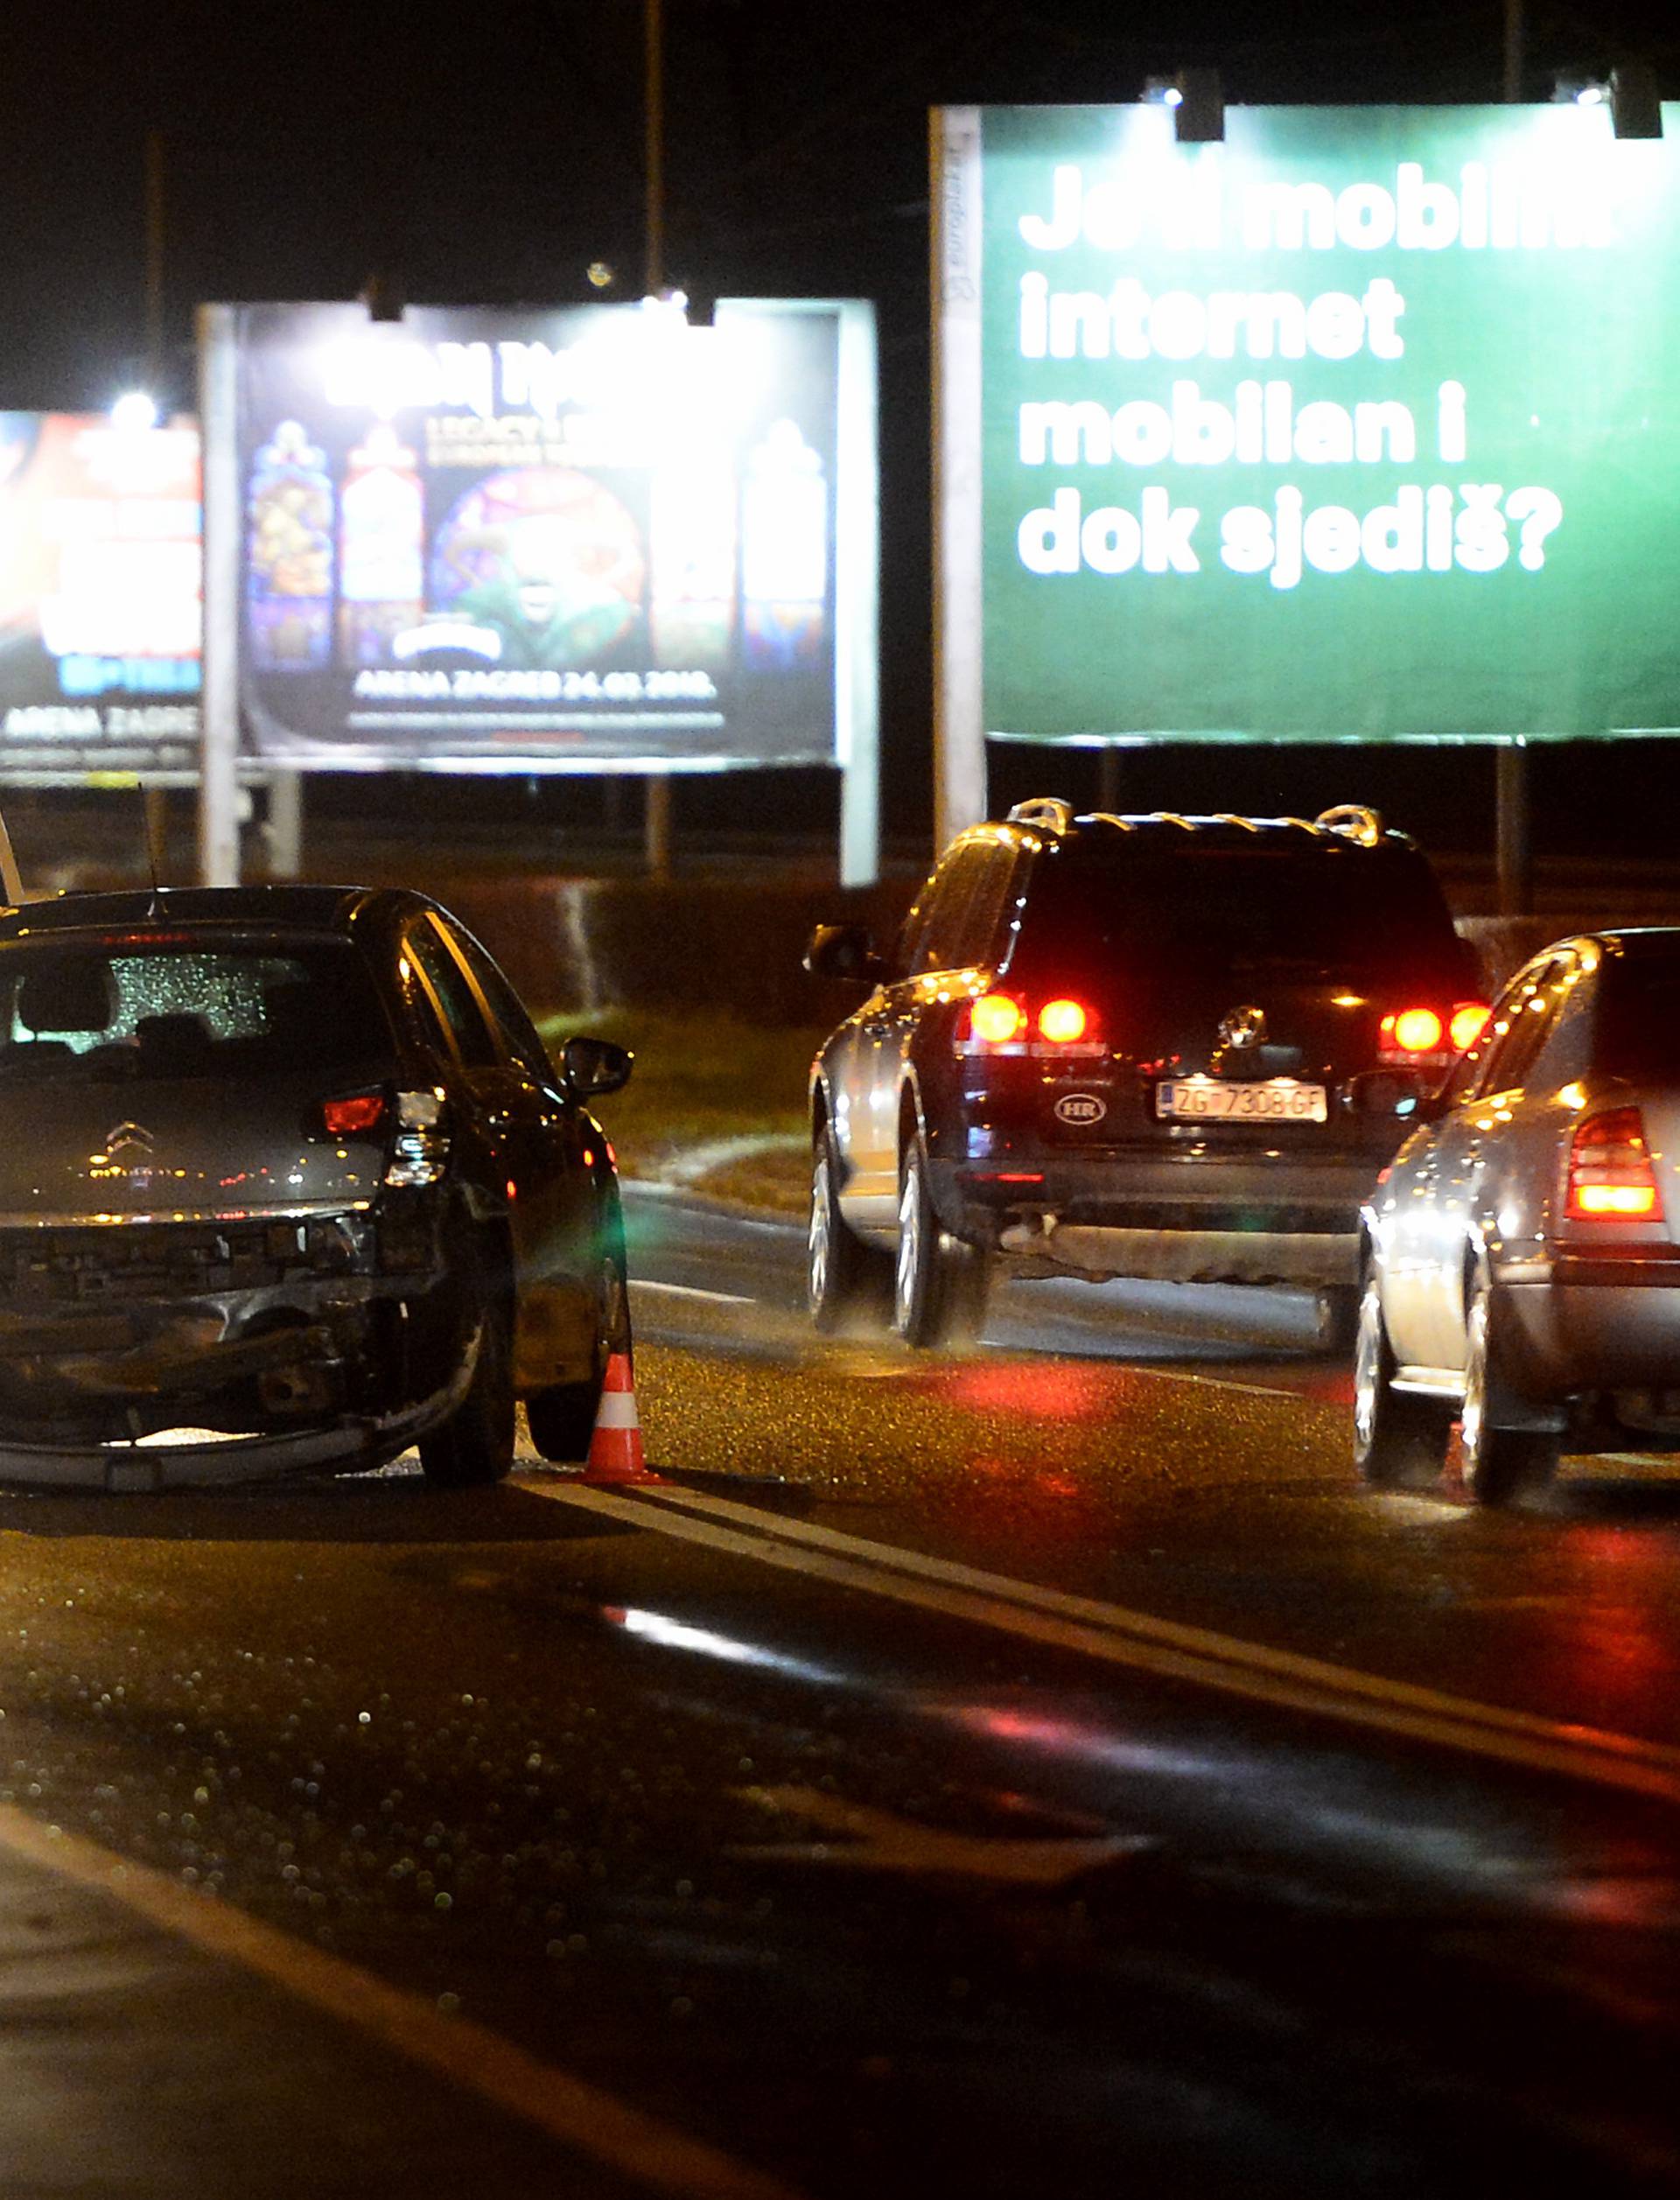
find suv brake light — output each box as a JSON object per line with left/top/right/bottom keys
{"left": 956, "top": 992, "right": 1103, "bottom": 1057}
{"left": 1566, "top": 1107, "right": 1664, "bottom": 1222}
{"left": 1037, "top": 998, "right": 1090, "bottom": 1044}
{"left": 1378, "top": 1001, "right": 1491, "bottom": 1066}
{"left": 1379, "top": 1006, "right": 1444, "bottom": 1059}
{"left": 967, "top": 992, "right": 1025, "bottom": 1046}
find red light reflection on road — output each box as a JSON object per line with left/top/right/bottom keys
{"left": 942, "top": 1360, "right": 1115, "bottom": 1420}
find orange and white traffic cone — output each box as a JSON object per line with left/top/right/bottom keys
{"left": 580, "top": 1352, "right": 662, "bottom": 1487}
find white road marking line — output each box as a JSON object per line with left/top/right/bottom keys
{"left": 0, "top": 1805, "right": 801, "bottom": 2200}
{"left": 633, "top": 1281, "right": 757, "bottom": 1307}
{"left": 1108, "top": 1363, "right": 1299, "bottom": 1400}
{"left": 531, "top": 1482, "right": 1680, "bottom": 1807}
{"left": 726, "top": 1784, "right": 1150, "bottom": 1884}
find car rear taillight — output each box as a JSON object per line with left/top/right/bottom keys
{"left": 321, "top": 1089, "right": 387, "bottom": 1138}
{"left": 1377, "top": 1000, "right": 1491, "bottom": 1067}
{"left": 1379, "top": 1007, "right": 1445, "bottom": 1060}
{"left": 966, "top": 992, "right": 1025, "bottom": 1046}
{"left": 1566, "top": 1107, "right": 1665, "bottom": 1222}
{"left": 956, "top": 992, "right": 1103, "bottom": 1057}
{"left": 1037, "top": 998, "right": 1090, "bottom": 1045}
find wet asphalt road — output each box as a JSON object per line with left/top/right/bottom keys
{"left": 0, "top": 1184, "right": 1676, "bottom": 2196}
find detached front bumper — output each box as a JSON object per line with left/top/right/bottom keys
{"left": 0, "top": 1343, "right": 477, "bottom": 1491}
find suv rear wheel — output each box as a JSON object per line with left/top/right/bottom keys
{"left": 808, "top": 1125, "right": 892, "bottom": 1333}
{"left": 894, "top": 1139, "right": 988, "bottom": 1349}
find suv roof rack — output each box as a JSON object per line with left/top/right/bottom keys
{"left": 1313, "top": 803, "right": 1385, "bottom": 846}
{"left": 1005, "top": 796, "right": 1075, "bottom": 833}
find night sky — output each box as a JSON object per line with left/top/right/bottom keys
{"left": 6, "top": 1, "right": 1679, "bottom": 856}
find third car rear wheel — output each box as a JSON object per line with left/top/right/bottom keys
{"left": 1353, "top": 1272, "right": 1449, "bottom": 1489}
{"left": 893, "top": 1138, "right": 988, "bottom": 1350}
{"left": 1460, "top": 1273, "right": 1559, "bottom": 1506}
{"left": 808, "top": 1124, "right": 892, "bottom": 1334}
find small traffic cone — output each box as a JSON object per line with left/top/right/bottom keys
{"left": 580, "top": 1352, "right": 663, "bottom": 1486}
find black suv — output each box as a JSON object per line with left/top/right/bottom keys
{"left": 805, "top": 802, "right": 1484, "bottom": 1349}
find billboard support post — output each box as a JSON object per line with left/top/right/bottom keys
{"left": 196, "top": 303, "right": 241, "bottom": 887}
{"left": 836, "top": 298, "right": 880, "bottom": 886}
{"left": 265, "top": 771, "right": 304, "bottom": 879}
{"left": 931, "top": 106, "right": 986, "bottom": 856}
{"left": 1497, "top": 15, "right": 1531, "bottom": 914}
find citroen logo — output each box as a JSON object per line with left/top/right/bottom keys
{"left": 105, "top": 1122, "right": 156, "bottom": 1158}
{"left": 1218, "top": 1005, "right": 1268, "bottom": 1050}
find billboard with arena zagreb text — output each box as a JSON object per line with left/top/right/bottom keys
{"left": 231, "top": 299, "right": 871, "bottom": 772}
{"left": 0, "top": 414, "right": 201, "bottom": 777}
{"left": 937, "top": 101, "right": 1680, "bottom": 747}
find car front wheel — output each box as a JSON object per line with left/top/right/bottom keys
{"left": 420, "top": 1283, "right": 514, "bottom": 1488}
{"left": 1352, "top": 1272, "right": 1449, "bottom": 1489}
{"left": 1460, "top": 1273, "right": 1559, "bottom": 1505}
{"left": 893, "top": 1139, "right": 988, "bottom": 1349}
{"left": 808, "top": 1125, "right": 892, "bottom": 1334}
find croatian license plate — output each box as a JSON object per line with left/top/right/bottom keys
{"left": 1156, "top": 1077, "right": 1328, "bottom": 1123}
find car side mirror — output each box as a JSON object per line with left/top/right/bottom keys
{"left": 563, "top": 1034, "right": 633, "bottom": 1099}
{"left": 1346, "top": 1069, "right": 1441, "bottom": 1124}
{"left": 804, "top": 922, "right": 888, "bottom": 985}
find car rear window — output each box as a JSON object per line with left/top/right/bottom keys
{"left": 0, "top": 936, "right": 396, "bottom": 1082}
{"left": 1007, "top": 840, "right": 1462, "bottom": 986}
{"left": 1595, "top": 955, "right": 1680, "bottom": 1081}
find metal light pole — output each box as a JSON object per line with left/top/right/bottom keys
{"left": 642, "top": 0, "right": 674, "bottom": 878}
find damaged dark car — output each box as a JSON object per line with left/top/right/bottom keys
{"left": 0, "top": 885, "right": 632, "bottom": 1491}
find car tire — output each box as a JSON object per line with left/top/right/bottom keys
{"left": 526, "top": 1244, "right": 633, "bottom": 1464}
{"left": 1352, "top": 1272, "right": 1448, "bottom": 1489}
{"left": 808, "top": 1125, "right": 892, "bottom": 1334}
{"left": 420, "top": 1281, "right": 514, "bottom": 1489}
{"left": 893, "top": 1138, "right": 989, "bottom": 1350}
{"left": 1460, "top": 1273, "right": 1559, "bottom": 1505}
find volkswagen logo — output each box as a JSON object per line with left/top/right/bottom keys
{"left": 1054, "top": 1092, "right": 1107, "bottom": 1127}
{"left": 104, "top": 1121, "right": 156, "bottom": 1158}
{"left": 1217, "top": 1005, "right": 1268, "bottom": 1051}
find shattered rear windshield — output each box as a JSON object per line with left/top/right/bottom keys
{"left": 0, "top": 937, "right": 396, "bottom": 1082}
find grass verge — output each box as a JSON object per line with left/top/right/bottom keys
{"left": 537, "top": 1007, "right": 821, "bottom": 1215}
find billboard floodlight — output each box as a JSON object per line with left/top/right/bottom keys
{"left": 1140, "top": 77, "right": 1180, "bottom": 107}
{"left": 359, "top": 272, "right": 405, "bottom": 323}
{"left": 1610, "top": 62, "right": 1662, "bottom": 139}
{"left": 1172, "top": 68, "right": 1224, "bottom": 144}
{"left": 110, "top": 391, "right": 159, "bottom": 432}
{"left": 1552, "top": 74, "right": 1609, "bottom": 105}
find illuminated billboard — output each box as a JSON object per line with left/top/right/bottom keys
{"left": 230, "top": 299, "right": 873, "bottom": 771}
{"left": 936, "top": 102, "right": 1680, "bottom": 752}
{"left": 0, "top": 414, "right": 201, "bottom": 775}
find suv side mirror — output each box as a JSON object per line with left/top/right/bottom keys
{"left": 804, "top": 922, "right": 887, "bottom": 985}
{"left": 563, "top": 1034, "right": 634, "bottom": 1099}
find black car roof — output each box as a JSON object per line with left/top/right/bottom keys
{"left": 0, "top": 885, "right": 427, "bottom": 942}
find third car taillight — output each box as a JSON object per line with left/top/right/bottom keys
{"left": 1566, "top": 1107, "right": 1665, "bottom": 1222}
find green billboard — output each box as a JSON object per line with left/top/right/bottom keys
{"left": 942, "top": 102, "right": 1680, "bottom": 746}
